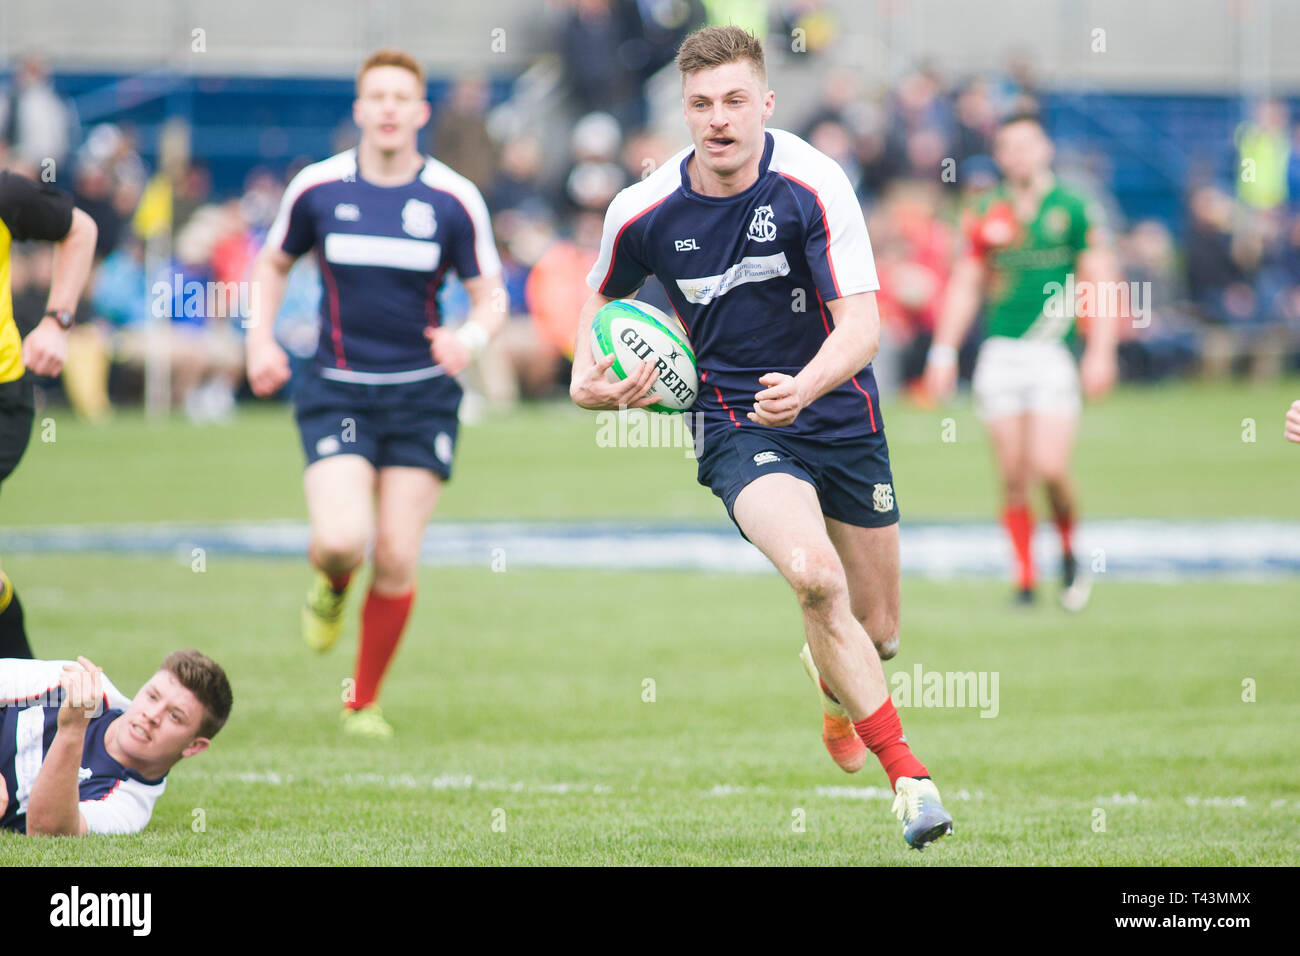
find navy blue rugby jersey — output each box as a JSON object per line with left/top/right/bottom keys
{"left": 267, "top": 149, "right": 502, "bottom": 384}
{"left": 0, "top": 659, "right": 166, "bottom": 835}
{"left": 587, "top": 128, "right": 882, "bottom": 441}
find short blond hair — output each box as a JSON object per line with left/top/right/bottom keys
{"left": 676, "top": 26, "right": 766, "bottom": 84}
{"left": 356, "top": 49, "right": 425, "bottom": 95}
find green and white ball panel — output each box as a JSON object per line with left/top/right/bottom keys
{"left": 590, "top": 299, "right": 699, "bottom": 413}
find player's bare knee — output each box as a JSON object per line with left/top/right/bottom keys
{"left": 371, "top": 542, "right": 418, "bottom": 590}
{"left": 1002, "top": 477, "right": 1029, "bottom": 505}
{"left": 874, "top": 631, "right": 901, "bottom": 661}
{"left": 791, "top": 558, "right": 847, "bottom": 614}
{"left": 1038, "top": 467, "right": 1069, "bottom": 494}
{"left": 312, "top": 534, "right": 367, "bottom": 573}
{"left": 859, "top": 612, "right": 900, "bottom": 660}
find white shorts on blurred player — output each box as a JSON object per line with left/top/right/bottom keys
{"left": 971, "top": 335, "right": 1081, "bottom": 422}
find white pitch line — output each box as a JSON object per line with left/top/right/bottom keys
{"left": 814, "top": 786, "right": 986, "bottom": 802}
{"left": 206, "top": 771, "right": 615, "bottom": 794}
{"left": 189, "top": 773, "right": 1290, "bottom": 809}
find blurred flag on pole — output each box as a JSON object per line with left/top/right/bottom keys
{"left": 132, "top": 172, "right": 173, "bottom": 240}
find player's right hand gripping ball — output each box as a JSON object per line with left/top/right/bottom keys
{"left": 590, "top": 299, "right": 699, "bottom": 414}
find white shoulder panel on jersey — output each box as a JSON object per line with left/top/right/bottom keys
{"left": 419, "top": 157, "right": 503, "bottom": 278}
{"left": 767, "top": 127, "right": 850, "bottom": 183}
{"left": 79, "top": 776, "right": 167, "bottom": 836}
{"left": 586, "top": 145, "right": 688, "bottom": 292}
{"left": 767, "top": 128, "right": 879, "bottom": 297}
{"left": 0, "top": 658, "right": 65, "bottom": 705}
{"left": 0, "top": 658, "right": 132, "bottom": 711}
{"left": 264, "top": 149, "right": 358, "bottom": 253}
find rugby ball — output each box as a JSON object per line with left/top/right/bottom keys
{"left": 590, "top": 299, "right": 699, "bottom": 413}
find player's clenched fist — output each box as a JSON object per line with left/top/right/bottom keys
{"left": 1286, "top": 399, "right": 1300, "bottom": 443}
{"left": 570, "top": 353, "right": 660, "bottom": 410}
{"left": 58, "top": 656, "right": 104, "bottom": 730}
{"left": 425, "top": 326, "right": 470, "bottom": 376}
{"left": 749, "top": 372, "right": 807, "bottom": 427}
{"left": 246, "top": 339, "right": 291, "bottom": 397}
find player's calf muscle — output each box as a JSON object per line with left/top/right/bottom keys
{"left": 806, "top": 628, "right": 890, "bottom": 717}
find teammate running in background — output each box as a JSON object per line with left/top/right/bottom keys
{"left": 1, "top": 650, "right": 232, "bottom": 836}
{"left": 924, "top": 112, "right": 1120, "bottom": 610}
{"left": 0, "top": 170, "right": 98, "bottom": 659}
{"left": 245, "top": 50, "right": 506, "bottom": 739}
{"left": 570, "top": 27, "right": 952, "bottom": 849}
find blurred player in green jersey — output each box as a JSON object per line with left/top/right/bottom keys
{"left": 925, "top": 112, "right": 1122, "bottom": 610}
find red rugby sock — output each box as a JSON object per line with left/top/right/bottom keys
{"left": 350, "top": 588, "right": 414, "bottom": 711}
{"left": 854, "top": 698, "right": 928, "bottom": 789}
{"left": 1002, "top": 505, "right": 1035, "bottom": 590}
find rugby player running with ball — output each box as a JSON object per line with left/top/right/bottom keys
{"left": 570, "top": 27, "right": 953, "bottom": 849}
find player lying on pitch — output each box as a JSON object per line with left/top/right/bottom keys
{"left": 0, "top": 650, "right": 232, "bottom": 836}
{"left": 570, "top": 26, "right": 952, "bottom": 849}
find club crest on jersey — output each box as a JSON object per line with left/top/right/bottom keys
{"left": 401, "top": 199, "right": 437, "bottom": 239}
{"left": 334, "top": 203, "right": 361, "bottom": 221}
{"left": 1043, "top": 206, "right": 1070, "bottom": 239}
{"left": 872, "top": 482, "right": 894, "bottom": 512}
{"left": 747, "top": 204, "right": 777, "bottom": 242}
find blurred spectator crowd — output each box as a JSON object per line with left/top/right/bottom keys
{"left": 4, "top": 7, "right": 1300, "bottom": 423}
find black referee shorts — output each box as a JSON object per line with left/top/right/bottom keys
{"left": 0, "top": 374, "right": 35, "bottom": 489}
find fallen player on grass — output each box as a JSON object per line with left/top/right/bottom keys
{"left": 0, "top": 650, "right": 231, "bottom": 835}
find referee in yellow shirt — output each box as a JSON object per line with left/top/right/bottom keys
{"left": 0, "top": 168, "right": 98, "bottom": 657}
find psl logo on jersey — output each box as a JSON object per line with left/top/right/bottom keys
{"left": 872, "top": 482, "right": 894, "bottom": 513}
{"left": 401, "top": 199, "right": 437, "bottom": 239}
{"left": 747, "top": 204, "right": 777, "bottom": 242}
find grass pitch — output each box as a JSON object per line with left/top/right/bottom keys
{"left": 2, "top": 557, "right": 1296, "bottom": 866}
{"left": 2, "top": 378, "right": 1298, "bottom": 865}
